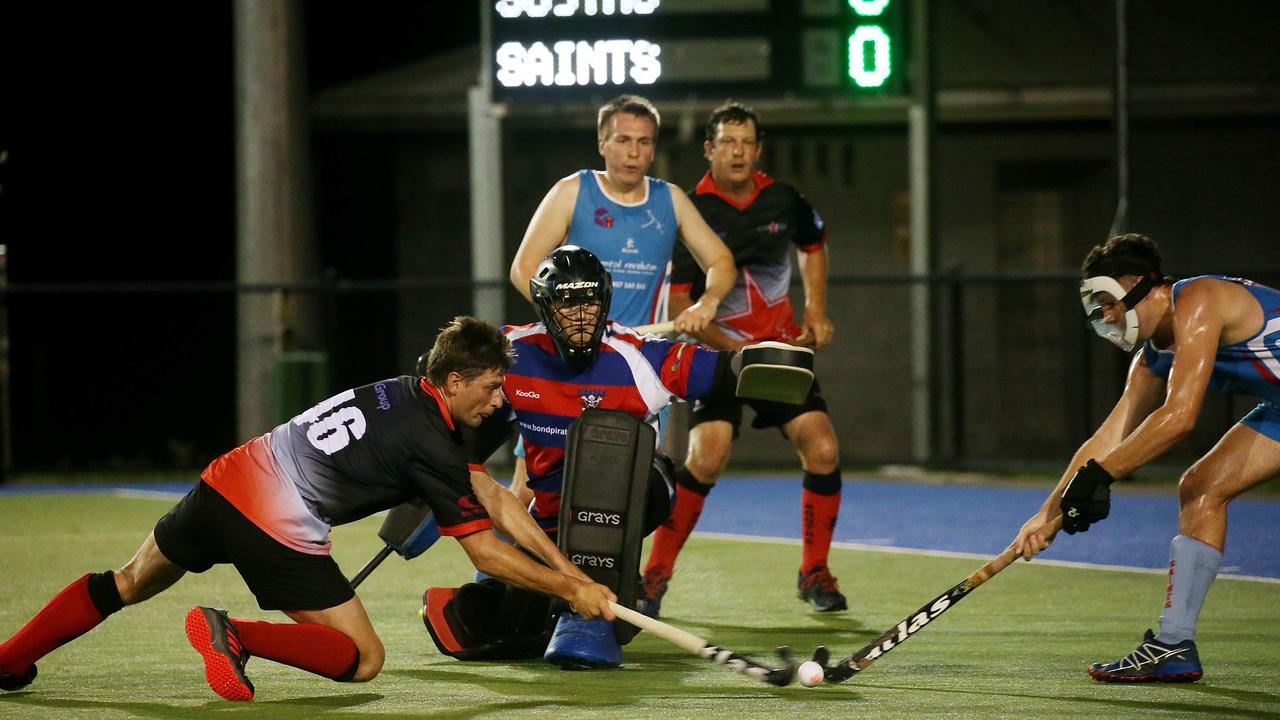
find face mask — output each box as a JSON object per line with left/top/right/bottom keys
{"left": 1079, "top": 275, "right": 1153, "bottom": 352}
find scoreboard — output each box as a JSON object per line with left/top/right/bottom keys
{"left": 489, "top": 0, "right": 906, "bottom": 102}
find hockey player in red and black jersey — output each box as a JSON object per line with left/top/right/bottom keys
{"left": 645, "top": 101, "right": 849, "bottom": 614}
{"left": 0, "top": 318, "right": 615, "bottom": 701}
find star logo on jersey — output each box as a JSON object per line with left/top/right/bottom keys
{"left": 579, "top": 388, "right": 607, "bottom": 409}
{"left": 594, "top": 207, "right": 614, "bottom": 228}
{"left": 716, "top": 268, "right": 791, "bottom": 331}
{"left": 757, "top": 221, "right": 788, "bottom": 235}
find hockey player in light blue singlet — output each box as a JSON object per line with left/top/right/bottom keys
{"left": 1013, "top": 233, "right": 1280, "bottom": 684}
{"left": 510, "top": 94, "right": 734, "bottom": 335}
{"left": 567, "top": 168, "right": 677, "bottom": 326}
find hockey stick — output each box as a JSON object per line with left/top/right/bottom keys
{"left": 611, "top": 602, "right": 797, "bottom": 687}
{"left": 632, "top": 321, "right": 675, "bottom": 335}
{"left": 348, "top": 500, "right": 441, "bottom": 589}
{"left": 817, "top": 516, "right": 1063, "bottom": 683}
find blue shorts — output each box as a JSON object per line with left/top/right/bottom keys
{"left": 1242, "top": 401, "right": 1280, "bottom": 443}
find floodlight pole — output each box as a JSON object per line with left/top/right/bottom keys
{"left": 469, "top": 0, "right": 505, "bottom": 324}
{"left": 233, "top": 0, "right": 316, "bottom": 439}
{"left": 1109, "top": 0, "right": 1130, "bottom": 237}
{"left": 908, "top": 0, "right": 937, "bottom": 464}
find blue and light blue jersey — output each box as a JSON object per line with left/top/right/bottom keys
{"left": 1141, "top": 275, "right": 1280, "bottom": 406}
{"left": 568, "top": 169, "right": 678, "bottom": 326}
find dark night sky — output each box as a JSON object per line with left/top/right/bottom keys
{"left": 2, "top": 4, "right": 480, "bottom": 473}
{"left": 8, "top": 2, "right": 479, "bottom": 283}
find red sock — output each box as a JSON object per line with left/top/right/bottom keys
{"left": 231, "top": 619, "right": 359, "bottom": 680}
{"left": 801, "top": 489, "right": 841, "bottom": 573}
{"left": 644, "top": 482, "right": 708, "bottom": 578}
{"left": 0, "top": 574, "right": 107, "bottom": 674}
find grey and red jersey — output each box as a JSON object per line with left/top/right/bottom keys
{"left": 672, "top": 171, "right": 827, "bottom": 344}
{"left": 201, "top": 376, "right": 509, "bottom": 555}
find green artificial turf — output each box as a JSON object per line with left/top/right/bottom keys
{"left": 2, "top": 492, "right": 1278, "bottom": 719}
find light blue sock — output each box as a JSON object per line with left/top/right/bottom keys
{"left": 1156, "top": 534, "right": 1222, "bottom": 645}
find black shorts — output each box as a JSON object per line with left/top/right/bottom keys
{"left": 153, "top": 480, "right": 355, "bottom": 612}
{"left": 690, "top": 377, "right": 829, "bottom": 438}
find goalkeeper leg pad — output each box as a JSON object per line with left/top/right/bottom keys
{"left": 420, "top": 580, "right": 552, "bottom": 661}
{"left": 560, "top": 409, "right": 656, "bottom": 645}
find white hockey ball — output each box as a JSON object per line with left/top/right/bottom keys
{"left": 797, "top": 660, "right": 824, "bottom": 687}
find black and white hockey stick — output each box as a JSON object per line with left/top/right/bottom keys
{"left": 611, "top": 602, "right": 797, "bottom": 687}
{"left": 815, "top": 517, "right": 1063, "bottom": 682}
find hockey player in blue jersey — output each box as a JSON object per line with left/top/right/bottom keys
{"left": 1013, "top": 233, "right": 1280, "bottom": 683}
{"left": 508, "top": 94, "right": 735, "bottom": 332}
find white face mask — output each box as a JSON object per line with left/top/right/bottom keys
{"left": 1079, "top": 275, "right": 1150, "bottom": 352}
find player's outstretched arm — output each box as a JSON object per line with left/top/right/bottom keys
{"left": 456, "top": 530, "right": 616, "bottom": 620}
{"left": 670, "top": 188, "right": 735, "bottom": 333}
{"left": 510, "top": 175, "right": 579, "bottom": 301}
{"left": 1013, "top": 352, "right": 1165, "bottom": 558}
{"left": 468, "top": 470, "right": 591, "bottom": 583}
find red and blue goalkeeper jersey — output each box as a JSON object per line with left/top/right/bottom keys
{"left": 501, "top": 321, "right": 719, "bottom": 530}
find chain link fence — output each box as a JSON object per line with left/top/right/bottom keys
{"left": 3, "top": 270, "right": 1275, "bottom": 478}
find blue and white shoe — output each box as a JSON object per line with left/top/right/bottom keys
{"left": 1087, "top": 629, "right": 1203, "bottom": 683}
{"left": 543, "top": 612, "right": 622, "bottom": 669}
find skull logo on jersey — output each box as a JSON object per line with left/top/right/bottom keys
{"left": 579, "top": 389, "right": 607, "bottom": 409}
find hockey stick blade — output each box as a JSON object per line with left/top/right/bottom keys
{"left": 821, "top": 516, "right": 1063, "bottom": 683}
{"left": 612, "top": 602, "right": 797, "bottom": 686}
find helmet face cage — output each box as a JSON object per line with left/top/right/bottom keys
{"left": 530, "top": 246, "right": 613, "bottom": 370}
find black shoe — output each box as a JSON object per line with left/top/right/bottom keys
{"left": 0, "top": 664, "right": 37, "bottom": 692}
{"left": 1087, "top": 629, "right": 1203, "bottom": 683}
{"left": 797, "top": 565, "right": 848, "bottom": 612}
{"left": 640, "top": 569, "right": 671, "bottom": 618}
{"left": 185, "top": 607, "right": 254, "bottom": 701}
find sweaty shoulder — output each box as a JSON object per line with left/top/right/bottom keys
{"left": 1177, "top": 276, "right": 1265, "bottom": 345}
{"left": 1173, "top": 277, "right": 1235, "bottom": 315}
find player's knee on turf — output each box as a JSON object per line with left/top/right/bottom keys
{"left": 349, "top": 637, "right": 385, "bottom": 682}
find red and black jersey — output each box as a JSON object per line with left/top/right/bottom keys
{"left": 202, "top": 376, "right": 511, "bottom": 555}
{"left": 672, "top": 171, "right": 827, "bottom": 343}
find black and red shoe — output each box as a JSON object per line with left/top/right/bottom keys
{"left": 185, "top": 607, "right": 254, "bottom": 701}
{"left": 0, "top": 664, "right": 37, "bottom": 692}
{"left": 639, "top": 569, "right": 671, "bottom": 619}
{"left": 797, "top": 565, "right": 848, "bottom": 612}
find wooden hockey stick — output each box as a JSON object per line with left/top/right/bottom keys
{"left": 611, "top": 602, "right": 797, "bottom": 687}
